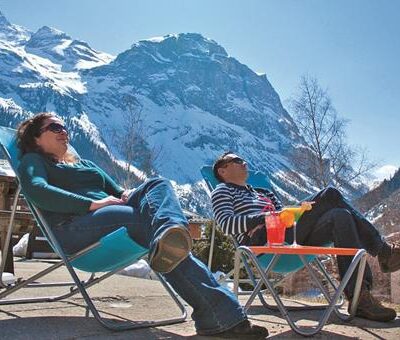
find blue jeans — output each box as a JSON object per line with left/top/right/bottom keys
{"left": 287, "top": 187, "right": 385, "bottom": 297}
{"left": 52, "top": 177, "right": 246, "bottom": 334}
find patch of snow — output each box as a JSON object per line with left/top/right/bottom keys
{"left": 52, "top": 39, "right": 71, "bottom": 56}
{"left": 146, "top": 36, "right": 168, "bottom": 43}
{"left": 118, "top": 259, "right": 158, "bottom": 280}
{"left": 75, "top": 57, "right": 113, "bottom": 70}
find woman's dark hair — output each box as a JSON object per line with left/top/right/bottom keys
{"left": 17, "top": 112, "right": 76, "bottom": 163}
{"left": 213, "top": 151, "right": 234, "bottom": 183}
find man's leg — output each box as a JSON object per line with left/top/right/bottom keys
{"left": 296, "top": 207, "right": 396, "bottom": 322}
{"left": 298, "top": 208, "right": 373, "bottom": 296}
{"left": 296, "top": 187, "right": 384, "bottom": 255}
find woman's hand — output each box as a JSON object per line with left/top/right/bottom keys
{"left": 89, "top": 196, "right": 125, "bottom": 211}
{"left": 121, "top": 189, "right": 135, "bottom": 202}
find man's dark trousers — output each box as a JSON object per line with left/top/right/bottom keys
{"left": 290, "top": 187, "right": 384, "bottom": 297}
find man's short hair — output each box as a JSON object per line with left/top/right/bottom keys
{"left": 213, "top": 151, "right": 234, "bottom": 183}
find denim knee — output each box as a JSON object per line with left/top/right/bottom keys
{"left": 146, "top": 176, "right": 172, "bottom": 189}
{"left": 139, "top": 177, "right": 171, "bottom": 195}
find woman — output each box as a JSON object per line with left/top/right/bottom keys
{"left": 16, "top": 113, "right": 269, "bottom": 338}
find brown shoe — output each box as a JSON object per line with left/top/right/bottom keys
{"left": 349, "top": 289, "right": 396, "bottom": 322}
{"left": 378, "top": 243, "right": 400, "bottom": 273}
{"left": 148, "top": 225, "right": 192, "bottom": 273}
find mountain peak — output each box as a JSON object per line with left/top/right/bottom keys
{"left": 26, "top": 25, "right": 71, "bottom": 51}
{"left": 31, "top": 25, "right": 70, "bottom": 40}
{"left": 0, "top": 11, "right": 31, "bottom": 43}
{"left": 134, "top": 32, "right": 228, "bottom": 57}
{"left": 0, "top": 10, "right": 11, "bottom": 27}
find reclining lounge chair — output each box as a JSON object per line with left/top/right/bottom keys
{"left": 0, "top": 125, "right": 187, "bottom": 331}
{"left": 201, "top": 165, "right": 367, "bottom": 336}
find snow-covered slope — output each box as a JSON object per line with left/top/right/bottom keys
{"left": 25, "top": 26, "right": 114, "bottom": 71}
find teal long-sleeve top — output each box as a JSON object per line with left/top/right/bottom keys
{"left": 18, "top": 152, "right": 125, "bottom": 227}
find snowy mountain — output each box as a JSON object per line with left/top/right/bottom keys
{"left": 0, "top": 12, "right": 324, "bottom": 214}
{"left": 25, "top": 26, "right": 114, "bottom": 71}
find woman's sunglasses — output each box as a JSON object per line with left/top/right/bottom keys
{"left": 40, "top": 123, "right": 68, "bottom": 134}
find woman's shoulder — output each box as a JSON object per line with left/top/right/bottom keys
{"left": 18, "top": 152, "right": 48, "bottom": 172}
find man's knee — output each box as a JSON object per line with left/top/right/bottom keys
{"left": 323, "top": 186, "right": 343, "bottom": 201}
{"left": 330, "top": 208, "right": 353, "bottom": 227}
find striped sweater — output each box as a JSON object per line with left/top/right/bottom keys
{"left": 211, "top": 182, "right": 283, "bottom": 244}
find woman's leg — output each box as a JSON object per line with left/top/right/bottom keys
{"left": 164, "top": 254, "right": 247, "bottom": 334}
{"left": 52, "top": 178, "right": 251, "bottom": 335}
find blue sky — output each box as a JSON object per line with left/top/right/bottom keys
{"left": 1, "top": 0, "right": 399, "bottom": 175}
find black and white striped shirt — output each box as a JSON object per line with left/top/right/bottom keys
{"left": 211, "top": 182, "right": 283, "bottom": 244}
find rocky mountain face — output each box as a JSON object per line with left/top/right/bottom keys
{"left": 355, "top": 168, "right": 400, "bottom": 212}
{"left": 364, "top": 189, "right": 400, "bottom": 236}
{"left": 0, "top": 11, "right": 354, "bottom": 214}
{"left": 354, "top": 168, "right": 400, "bottom": 235}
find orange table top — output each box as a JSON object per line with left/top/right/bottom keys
{"left": 249, "top": 245, "right": 361, "bottom": 256}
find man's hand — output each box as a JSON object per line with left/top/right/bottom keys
{"left": 301, "top": 201, "right": 315, "bottom": 211}
{"left": 89, "top": 196, "right": 125, "bottom": 211}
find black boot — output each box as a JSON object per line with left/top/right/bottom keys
{"left": 378, "top": 242, "right": 400, "bottom": 273}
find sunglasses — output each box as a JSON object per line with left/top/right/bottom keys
{"left": 221, "top": 157, "right": 246, "bottom": 167}
{"left": 40, "top": 123, "right": 68, "bottom": 134}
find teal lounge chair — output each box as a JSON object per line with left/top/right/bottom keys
{"left": 201, "top": 165, "right": 367, "bottom": 336}
{"left": 0, "top": 126, "right": 186, "bottom": 331}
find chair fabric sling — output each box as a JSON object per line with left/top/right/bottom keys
{"left": 200, "top": 165, "right": 367, "bottom": 336}
{"left": 0, "top": 125, "right": 186, "bottom": 331}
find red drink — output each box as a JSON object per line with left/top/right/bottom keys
{"left": 265, "top": 213, "right": 286, "bottom": 246}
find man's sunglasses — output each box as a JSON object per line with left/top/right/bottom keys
{"left": 221, "top": 157, "right": 246, "bottom": 167}
{"left": 40, "top": 123, "right": 68, "bottom": 134}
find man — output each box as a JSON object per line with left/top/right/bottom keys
{"left": 211, "top": 151, "right": 400, "bottom": 322}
